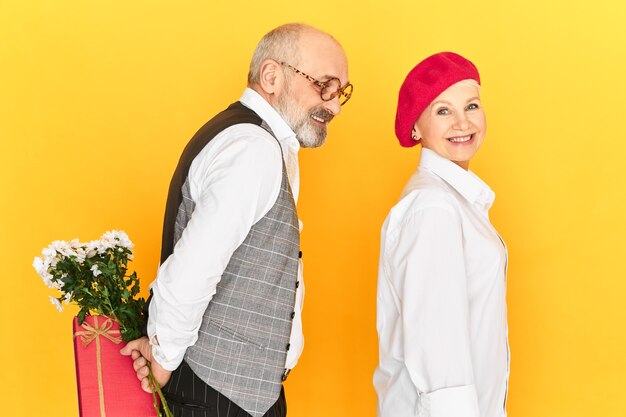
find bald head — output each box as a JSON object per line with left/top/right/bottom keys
{"left": 247, "top": 23, "right": 350, "bottom": 148}
{"left": 247, "top": 23, "right": 345, "bottom": 86}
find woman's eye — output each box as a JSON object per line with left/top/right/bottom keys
{"left": 466, "top": 103, "right": 479, "bottom": 110}
{"left": 436, "top": 108, "right": 449, "bottom": 116}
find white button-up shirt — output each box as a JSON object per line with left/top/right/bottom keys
{"left": 148, "top": 88, "right": 305, "bottom": 372}
{"left": 374, "top": 148, "right": 509, "bottom": 417}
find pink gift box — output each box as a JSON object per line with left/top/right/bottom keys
{"left": 73, "top": 316, "right": 158, "bottom": 417}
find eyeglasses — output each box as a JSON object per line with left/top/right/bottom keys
{"left": 279, "top": 61, "right": 353, "bottom": 106}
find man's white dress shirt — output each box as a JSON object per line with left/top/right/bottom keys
{"left": 147, "top": 88, "right": 305, "bottom": 372}
{"left": 374, "top": 148, "right": 509, "bottom": 417}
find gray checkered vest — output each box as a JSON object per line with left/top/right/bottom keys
{"left": 161, "top": 102, "right": 300, "bottom": 417}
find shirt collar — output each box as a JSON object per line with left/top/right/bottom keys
{"left": 419, "top": 147, "right": 495, "bottom": 211}
{"left": 239, "top": 88, "right": 300, "bottom": 152}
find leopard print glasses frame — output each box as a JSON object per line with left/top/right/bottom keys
{"left": 279, "top": 62, "right": 353, "bottom": 105}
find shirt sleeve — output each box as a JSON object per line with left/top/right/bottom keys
{"left": 147, "top": 124, "right": 283, "bottom": 370}
{"left": 386, "top": 203, "right": 480, "bottom": 416}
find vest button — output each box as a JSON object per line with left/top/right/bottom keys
{"left": 290, "top": 311, "right": 295, "bottom": 319}
{"left": 286, "top": 343, "right": 291, "bottom": 351}
{"left": 298, "top": 251, "right": 302, "bottom": 259}
{"left": 281, "top": 368, "right": 291, "bottom": 381}
{"left": 295, "top": 281, "right": 300, "bottom": 289}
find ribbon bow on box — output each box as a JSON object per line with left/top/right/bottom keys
{"left": 74, "top": 317, "right": 122, "bottom": 417}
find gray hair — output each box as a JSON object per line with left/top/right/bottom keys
{"left": 247, "top": 23, "right": 311, "bottom": 85}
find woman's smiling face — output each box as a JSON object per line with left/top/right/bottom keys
{"left": 414, "top": 79, "right": 486, "bottom": 170}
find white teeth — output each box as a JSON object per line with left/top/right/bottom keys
{"left": 448, "top": 135, "right": 472, "bottom": 143}
{"left": 312, "top": 115, "right": 325, "bottom": 123}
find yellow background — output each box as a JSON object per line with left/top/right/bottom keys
{"left": 2, "top": 0, "right": 625, "bottom": 416}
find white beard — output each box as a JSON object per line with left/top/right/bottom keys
{"left": 272, "top": 88, "right": 328, "bottom": 148}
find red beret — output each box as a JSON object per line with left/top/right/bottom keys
{"left": 395, "top": 52, "right": 481, "bottom": 147}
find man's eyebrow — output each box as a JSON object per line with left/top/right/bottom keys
{"left": 320, "top": 73, "right": 340, "bottom": 80}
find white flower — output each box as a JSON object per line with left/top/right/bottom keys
{"left": 33, "top": 257, "right": 56, "bottom": 288}
{"left": 85, "top": 240, "right": 102, "bottom": 256}
{"left": 41, "top": 246, "right": 59, "bottom": 267}
{"left": 50, "top": 240, "right": 71, "bottom": 257}
{"left": 101, "top": 230, "right": 134, "bottom": 250}
{"left": 70, "top": 240, "right": 87, "bottom": 263}
{"left": 33, "top": 256, "right": 45, "bottom": 276}
{"left": 47, "top": 240, "right": 80, "bottom": 263}
{"left": 86, "top": 246, "right": 97, "bottom": 258}
{"left": 49, "top": 296, "right": 63, "bottom": 312}
{"left": 96, "top": 236, "right": 114, "bottom": 254}
{"left": 45, "top": 239, "right": 87, "bottom": 262}
{"left": 63, "top": 292, "right": 73, "bottom": 303}
{"left": 91, "top": 264, "right": 102, "bottom": 277}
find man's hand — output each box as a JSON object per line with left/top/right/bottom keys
{"left": 120, "top": 336, "right": 172, "bottom": 393}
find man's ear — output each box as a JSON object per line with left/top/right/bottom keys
{"left": 258, "top": 59, "right": 284, "bottom": 96}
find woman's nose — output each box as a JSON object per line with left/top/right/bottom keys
{"left": 453, "top": 113, "right": 470, "bottom": 130}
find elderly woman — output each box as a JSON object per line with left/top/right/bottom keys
{"left": 374, "top": 52, "right": 509, "bottom": 417}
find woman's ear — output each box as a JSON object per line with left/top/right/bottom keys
{"left": 412, "top": 122, "right": 421, "bottom": 141}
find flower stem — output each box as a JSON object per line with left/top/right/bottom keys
{"left": 147, "top": 371, "right": 160, "bottom": 417}
{"left": 147, "top": 362, "right": 173, "bottom": 417}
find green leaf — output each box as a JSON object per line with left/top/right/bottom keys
{"left": 77, "top": 309, "right": 87, "bottom": 324}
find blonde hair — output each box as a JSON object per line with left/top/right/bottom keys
{"left": 456, "top": 79, "right": 481, "bottom": 89}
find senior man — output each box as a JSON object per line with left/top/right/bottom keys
{"left": 121, "top": 23, "right": 352, "bottom": 417}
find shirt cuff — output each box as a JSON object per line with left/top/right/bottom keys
{"left": 417, "top": 385, "right": 479, "bottom": 417}
{"left": 150, "top": 343, "right": 184, "bottom": 372}
{"left": 147, "top": 298, "right": 187, "bottom": 372}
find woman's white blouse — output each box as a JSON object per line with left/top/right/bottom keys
{"left": 374, "top": 148, "right": 509, "bottom": 417}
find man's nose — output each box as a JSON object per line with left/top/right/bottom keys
{"left": 324, "top": 95, "right": 341, "bottom": 116}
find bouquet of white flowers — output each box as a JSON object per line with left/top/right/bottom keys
{"left": 34, "top": 230, "right": 172, "bottom": 417}
{"left": 33, "top": 230, "right": 145, "bottom": 341}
